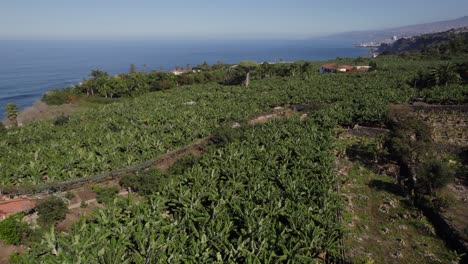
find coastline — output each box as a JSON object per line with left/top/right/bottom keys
{"left": 0, "top": 39, "right": 369, "bottom": 119}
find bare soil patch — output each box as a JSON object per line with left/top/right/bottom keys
{"left": 0, "top": 242, "right": 24, "bottom": 264}
{"left": 57, "top": 203, "right": 101, "bottom": 231}
{"left": 0, "top": 199, "right": 36, "bottom": 220}
{"left": 69, "top": 188, "right": 96, "bottom": 205}
{"left": 248, "top": 106, "right": 295, "bottom": 125}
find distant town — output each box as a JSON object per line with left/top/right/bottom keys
{"left": 353, "top": 35, "right": 407, "bottom": 47}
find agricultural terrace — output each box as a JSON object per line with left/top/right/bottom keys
{"left": 2, "top": 55, "right": 466, "bottom": 186}
{"left": 0, "top": 53, "right": 467, "bottom": 263}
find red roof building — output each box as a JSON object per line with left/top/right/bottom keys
{"left": 320, "top": 64, "right": 370, "bottom": 74}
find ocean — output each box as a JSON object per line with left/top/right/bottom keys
{"left": 0, "top": 39, "right": 368, "bottom": 118}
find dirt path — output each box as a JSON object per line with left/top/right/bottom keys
{"left": 247, "top": 106, "right": 295, "bottom": 125}
{"left": 152, "top": 139, "right": 206, "bottom": 172}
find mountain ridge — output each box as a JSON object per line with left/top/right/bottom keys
{"left": 377, "top": 26, "right": 468, "bottom": 54}
{"left": 321, "top": 16, "right": 468, "bottom": 42}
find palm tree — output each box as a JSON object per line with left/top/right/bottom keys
{"left": 90, "top": 69, "right": 109, "bottom": 79}
{"left": 429, "top": 63, "right": 461, "bottom": 86}
{"left": 238, "top": 60, "right": 259, "bottom": 87}
{"left": 5, "top": 103, "right": 18, "bottom": 126}
{"left": 129, "top": 64, "right": 137, "bottom": 74}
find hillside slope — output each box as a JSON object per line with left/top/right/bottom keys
{"left": 377, "top": 27, "right": 468, "bottom": 54}
{"left": 323, "top": 16, "right": 468, "bottom": 42}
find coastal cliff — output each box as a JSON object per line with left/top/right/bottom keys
{"left": 378, "top": 27, "right": 468, "bottom": 54}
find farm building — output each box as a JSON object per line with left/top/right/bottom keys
{"left": 170, "top": 69, "right": 194, "bottom": 75}
{"left": 320, "top": 64, "right": 370, "bottom": 74}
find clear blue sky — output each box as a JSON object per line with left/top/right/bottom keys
{"left": 0, "top": 0, "right": 467, "bottom": 40}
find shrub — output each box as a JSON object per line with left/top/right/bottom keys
{"left": 210, "top": 126, "right": 244, "bottom": 147}
{"left": 419, "top": 85, "right": 467, "bottom": 104}
{"left": 410, "top": 63, "right": 461, "bottom": 89}
{"left": 41, "top": 90, "right": 71, "bottom": 105}
{"left": 119, "top": 175, "right": 140, "bottom": 191}
{"left": 385, "top": 109, "right": 438, "bottom": 196}
{"left": 152, "top": 80, "right": 174, "bottom": 91}
{"left": 432, "top": 191, "right": 457, "bottom": 209}
{"left": 64, "top": 192, "right": 74, "bottom": 200}
{"left": 459, "top": 148, "right": 468, "bottom": 164}
{"left": 169, "top": 154, "right": 199, "bottom": 175}
{"left": 36, "top": 196, "right": 68, "bottom": 226}
{"left": 386, "top": 112, "right": 433, "bottom": 164}
{"left": 9, "top": 252, "right": 22, "bottom": 263}
{"left": 0, "top": 122, "right": 6, "bottom": 134}
{"left": 53, "top": 115, "right": 70, "bottom": 126}
{"left": 92, "top": 186, "right": 119, "bottom": 204}
{"left": 5, "top": 103, "right": 18, "bottom": 122}
{"left": 0, "top": 213, "right": 29, "bottom": 245}
{"left": 22, "top": 225, "right": 46, "bottom": 246}
{"left": 416, "top": 159, "right": 454, "bottom": 195}
{"left": 120, "top": 170, "right": 167, "bottom": 195}
{"left": 369, "top": 61, "right": 377, "bottom": 71}
{"left": 457, "top": 148, "right": 468, "bottom": 180}
{"left": 223, "top": 67, "right": 246, "bottom": 85}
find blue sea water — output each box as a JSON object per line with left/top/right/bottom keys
{"left": 0, "top": 39, "right": 368, "bottom": 118}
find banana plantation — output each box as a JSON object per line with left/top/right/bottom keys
{"left": 1, "top": 53, "right": 467, "bottom": 262}
{"left": 2, "top": 55, "right": 457, "bottom": 186}
{"left": 15, "top": 118, "right": 341, "bottom": 263}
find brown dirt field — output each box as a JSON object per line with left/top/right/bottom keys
{"left": 69, "top": 188, "right": 96, "bottom": 204}
{"left": 0, "top": 199, "right": 36, "bottom": 220}
{"left": 56, "top": 202, "right": 100, "bottom": 231}
{"left": 0, "top": 242, "right": 23, "bottom": 264}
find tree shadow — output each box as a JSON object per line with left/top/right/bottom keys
{"left": 346, "top": 144, "right": 378, "bottom": 169}
{"left": 368, "top": 179, "right": 405, "bottom": 197}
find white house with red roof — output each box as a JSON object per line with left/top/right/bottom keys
{"left": 320, "top": 64, "right": 370, "bottom": 74}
